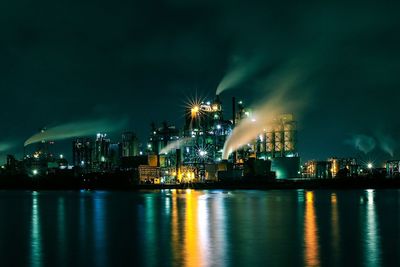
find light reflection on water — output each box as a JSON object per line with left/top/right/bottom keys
{"left": 2, "top": 189, "right": 396, "bottom": 266}
{"left": 304, "top": 191, "right": 320, "bottom": 267}
{"left": 364, "top": 189, "right": 382, "bottom": 267}
{"left": 30, "top": 191, "right": 42, "bottom": 267}
{"left": 57, "top": 197, "right": 66, "bottom": 267}
{"left": 331, "top": 193, "right": 340, "bottom": 266}
{"left": 94, "top": 193, "right": 107, "bottom": 267}
{"left": 144, "top": 194, "right": 156, "bottom": 267}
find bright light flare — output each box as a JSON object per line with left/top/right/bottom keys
{"left": 184, "top": 94, "right": 206, "bottom": 119}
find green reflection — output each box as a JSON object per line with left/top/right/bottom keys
{"left": 30, "top": 192, "right": 42, "bottom": 267}
{"left": 145, "top": 195, "right": 156, "bottom": 267}
{"left": 94, "top": 193, "right": 107, "bottom": 267}
{"left": 364, "top": 190, "right": 381, "bottom": 267}
{"left": 57, "top": 198, "right": 66, "bottom": 266}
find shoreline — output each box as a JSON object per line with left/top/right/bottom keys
{"left": 0, "top": 176, "right": 399, "bottom": 191}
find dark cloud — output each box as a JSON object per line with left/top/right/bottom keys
{"left": 0, "top": 0, "right": 399, "bottom": 162}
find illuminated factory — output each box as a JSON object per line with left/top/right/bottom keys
{"left": 182, "top": 95, "right": 231, "bottom": 164}
{"left": 137, "top": 95, "right": 300, "bottom": 183}
{"left": 23, "top": 128, "right": 68, "bottom": 176}
{"left": 12, "top": 93, "right": 400, "bottom": 185}
{"left": 19, "top": 95, "right": 301, "bottom": 183}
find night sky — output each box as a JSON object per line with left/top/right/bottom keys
{"left": 1, "top": 0, "right": 400, "bottom": 164}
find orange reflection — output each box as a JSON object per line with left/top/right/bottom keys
{"left": 304, "top": 191, "right": 320, "bottom": 267}
{"left": 331, "top": 193, "right": 340, "bottom": 261}
{"left": 171, "top": 190, "right": 180, "bottom": 264}
{"left": 184, "top": 190, "right": 202, "bottom": 267}
{"left": 170, "top": 190, "right": 208, "bottom": 267}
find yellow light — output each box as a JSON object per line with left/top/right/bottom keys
{"left": 304, "top": 191, "right": 320, "bottom": 266}
{"left": 191, "top": 106, "right": 199, "bottom": 113}
{"left": 306, "top": 191, "right": 314, "bottom": 203}
{"left": 212, "top": 105, "right": 218, "bottom": 111}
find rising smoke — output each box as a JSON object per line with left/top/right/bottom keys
{"left": 222, "top": 61, "right": 310, "bottom": 159}
{"left": 347, "top": 133, "right": 396, "bottom": 157}
{"left": 216, "top": 55, "right": 264, "bottom": 95}
{"left": 348, "top": 134, "right": 376, "bottom": 154}
{"left": 0, "top": 142, "right": 15, "bottom": 153}
{"left": 24, "top": 118, "right": 128, "bottom": 146}
{"left": 376, "top": 133, "right": 396, "bottom": 157}
{"left": 159, "top": 137, "right": 192, "bottom": 155}
{"left": 222, "top": 95, "right": 288, "bottom": 159}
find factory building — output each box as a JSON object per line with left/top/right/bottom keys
{"left": 386, "top": 160, "right": 400, "bottom": 178}
{"left": 148, "top": 122, "right": 180, "bottom": 155}
{"left": 256, "top": 114, "right": 297, "bottom": 158}
{"left": 92, "top": 133, "right": 111, "bottom": 171}
{"left": 183, "top": 96, "right": 232, "bottom": 165}
{"left": 233, "top": 101, "right": 299, "bottom": 178}
{"left": 328, "top": 157, "right": 358, "bottom": 177}
{"left": 302, "top": 158, "right": 359, "bottom": 178}
{"left": 109, "top": 142, "right": 122, "bottom": 169}
{"left": 271, "top": 157, "right": 300, "bottom": 179}
{"left": 23, "top": 128, "right": 62, "bottom": 176}
{"left": 23, "top": 128, "right": 56, "bottom": 161}
{"left": 303, "top": 160, "right": 332, "bottom": 178}
{"left": 122, "top": 132, "right": 139, "bottom": 157}
{"left": 72, "top": 138, "right": 93, "bottom": 171}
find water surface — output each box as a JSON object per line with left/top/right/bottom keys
{"left": 0, "top": 189, "right": 398, "bottom": 266}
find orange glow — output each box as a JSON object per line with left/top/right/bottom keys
{"left": 170, "top": 190, "right": 209, "bottom": 266}
{"left": 184, "top": 191, "right": 202, "bottom": 267}
{"left": 331, "top": 193, "right": 337, "bottom": 204}
{"left": 171, "top": 191, "right": 180, "bottom": 264}
{"left": 191, "top": 106, "right": 200, "bottom": 118}
{"left": 331, "top": 193, "right": 340, "bottom": 263}
{"left": 304, "top": 191, "right": 320, "bottom": 267}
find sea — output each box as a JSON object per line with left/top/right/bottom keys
{"left": 0, "top": 189, "right": 398, "bottom": 266}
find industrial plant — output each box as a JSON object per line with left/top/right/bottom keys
{"left": 1, "top": 94, "right": 398, "bottom": 188}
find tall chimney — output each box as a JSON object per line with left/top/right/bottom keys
{"left": 232, "top": 97, "right": 237, "bottom": 164}
{"left": 176, "top": 148, "right": 182, "bottom": 180}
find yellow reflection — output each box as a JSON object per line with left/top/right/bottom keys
{"left": 170, "top": 190, "right": 216, "bottom": 267}
{"left": 171, "top": 190, "right": 180, "bottom": 264}
{"left": 331, "top": 193, "right": 340, "bottom": 262}
{"left": 184, "top": 190, "right": 202, "bottom": 267}
{"left": 304, "top": 191, "right": 320, "bottom": 267}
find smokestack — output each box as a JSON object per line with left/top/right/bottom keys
{"left": 176, "top": 149, "right": 182, "bottom": 180}
{"left": 232, "top": 97, "right": 237, "bottom": 164}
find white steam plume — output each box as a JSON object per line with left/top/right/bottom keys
{"left": 216, "top": 56, "right": 264, "bottom": 95}
{"left": 347, "top": 134, "right": 376, "bottom": 154}
{"left": 222, "top": 96, "right": 290, "bottom": 159}
{"left": 222, "top": 63, "right": 308, "bottom": 159}
{"left": 376, "top": 133, "right": 396, "bottom": 157}
{"left": 159, "top": 137, "right": 192, "bottom": 155}
{"left": 0, "top": 142, "right": 16, "bottom": 153}
{"left": 24, "top": 118, "right": 128, "bottom": 146}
